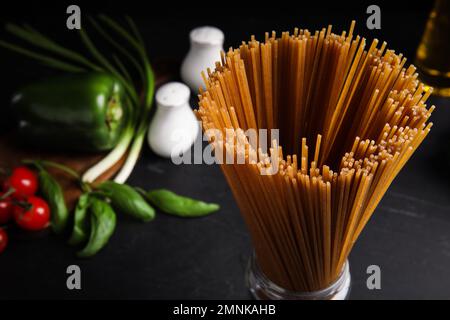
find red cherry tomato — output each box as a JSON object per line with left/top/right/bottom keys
{"left": 0, "top": 228, "right": 7, "bottom": 253}
{"left": 0, "top": 194, "right": 13, "bottom": 224}
{"left": 4, "top": 166, "right": 38, "bottom": 200}
{"left": 13, "top": 196, "right": 50, "bottom": 231}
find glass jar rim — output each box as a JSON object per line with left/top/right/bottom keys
{"left": 248, "top": 252, "right": 351, "bottom": 300}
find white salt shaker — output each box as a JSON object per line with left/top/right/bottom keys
{"left": 181, "top": 26, "right": 224, "bottom": 92}
{"left": 147, "top": 82, "right": 199, "bottom": 158}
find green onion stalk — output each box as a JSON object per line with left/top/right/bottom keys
{"left": 0, "top": 15, "right": 155, "bottom": 184}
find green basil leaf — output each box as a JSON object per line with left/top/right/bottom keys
{"left": 68, "top": 193, "right": 91, "bottom": 246}
{"left": 99, "top": 181, "right": 155, "bottom": 222}
{"left": 38, "top": 169, "right": 69, "bottom": 234}
{"left": 77, "top": 198, "right": 116, "bottom": 258}
{"left": 145, "top": 189, "right": 220, "bottom": 217}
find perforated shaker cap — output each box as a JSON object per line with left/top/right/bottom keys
{"left": 155, "top": 82, "right": 191, "bottom": 108}
{"left": 189, "top": 26, "right": 224, "bottom": 45}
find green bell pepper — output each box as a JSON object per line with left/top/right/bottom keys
{"left": 12, "top": 73, "right": 127, "bottom": 152}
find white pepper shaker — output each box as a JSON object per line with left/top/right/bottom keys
{"left": 181, "top": 26, "right": 224, "bottom": 92}
{"left": 147, "top": 82, "right": 199, "bottom": 158}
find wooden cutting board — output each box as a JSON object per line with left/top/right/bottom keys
{"left": 0, "top": 133, "right": 123, "bottom": 209}
{"left": 0, "top": 60, "right": 176, "bottom": 209}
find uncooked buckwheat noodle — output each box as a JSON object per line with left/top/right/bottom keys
{"left": 195, "top": 21, "right": 434, "bottom": 292}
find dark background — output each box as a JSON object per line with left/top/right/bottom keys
{"left": 1, "top": 0, "right": 450, "bottom": 299}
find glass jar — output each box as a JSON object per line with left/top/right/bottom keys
{"left": 246, "top": 252, "right": 351, "bottom": 300}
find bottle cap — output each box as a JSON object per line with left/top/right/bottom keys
{"left": 156, "top": 82, "right": 191, "bottom": 108}
{"left": 190, "top": 26, "right": 224, "bottom": 46}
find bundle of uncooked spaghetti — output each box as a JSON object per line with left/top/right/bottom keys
{"left": 195, "top": 21, "right": 434, "bottom": 292}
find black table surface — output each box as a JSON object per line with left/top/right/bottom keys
{"left": 1, "top": 96, "right": 449, "bottom": 300}
{"left": 0, "top": 0, "right": 449, "bottom": 300}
